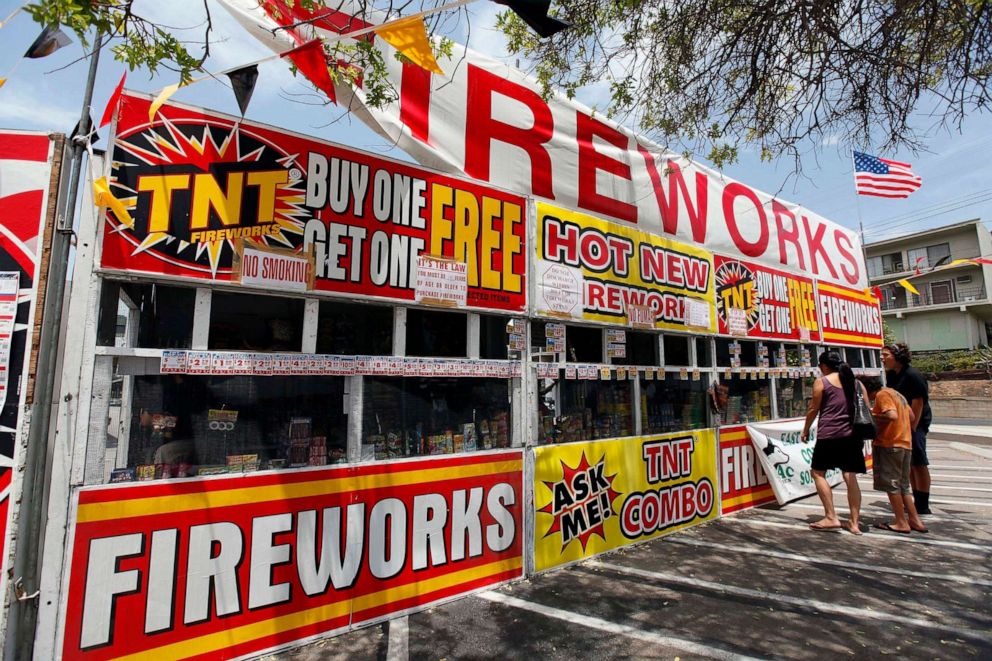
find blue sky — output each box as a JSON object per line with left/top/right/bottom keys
{"left": 2, "top": 0, "right": 990, "bottom": 248}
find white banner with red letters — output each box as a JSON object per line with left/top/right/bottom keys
{"left": 218, "top": 0, "right": 869, "bottom": 291}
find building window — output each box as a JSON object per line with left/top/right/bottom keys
{"left": 663, "top": 335, "right": 690, "bottom": 366}
{"left": 479, "top": 315, "right": 509, "bottom": 359}
{"left": 929, "top": 280, "right": 954, "bottom": 305}
{"left": 867, "top": 252, "right": 903, "bottom": 277}
{"left": 908, "top": 243, "right": 950, "bottom": 270}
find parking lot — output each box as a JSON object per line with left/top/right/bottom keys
{"left": 273, "top": 436, "right": 992, "bottom": 660}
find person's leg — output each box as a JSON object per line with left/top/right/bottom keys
{"left": 884, "top": 493, "right": 910, "bottom": 531}
{"left": 810, "top": 469, "right": 840, "bottom": 528}
{"left": 843, "top": 471, "right": 862, "bottom": 533}
{"left": 911, "top": 429, "right": 932, "bottom": 514}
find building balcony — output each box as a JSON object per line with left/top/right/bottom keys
{"left": 879, "top": 285, "right": 988, "bottom": 311}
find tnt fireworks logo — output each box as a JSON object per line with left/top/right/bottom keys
{"left": 715, "top": 260, "right": 759, "bottom": 330}
{"left": 106, "top": 115, "right": 310, "bottom": 276}
{"left": 538, "top": 453, "right": 622, "bottom": 552}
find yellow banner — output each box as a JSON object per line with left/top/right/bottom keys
{"left": 533, "top": 430, "right": 719, "bottom": 572}
{"left": 535, "top": 202, "right": 716, "bottom": 332}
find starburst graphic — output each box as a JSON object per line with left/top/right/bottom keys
{"left": 538, "top": 452, "right": 622, "bottom": 553}
{"left": 105, "top": 116, "right": 312, "bottom": 277}
{"left": 715, "top": 260, "right": 760, "bottom": 329}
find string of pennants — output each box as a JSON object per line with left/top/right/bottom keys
{"left": 94, "top": 0, "right": 567, "bottom": 128}
{"left": 0, "top": 8, "right": 73, "bottom": 89}
{"left": 868, "top": 255, "right": 992, "bottom": 299}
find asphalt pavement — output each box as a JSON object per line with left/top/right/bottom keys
{"left": 269, "top": 436, "right": 992, "bottom": 661}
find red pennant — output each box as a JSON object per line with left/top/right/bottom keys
{"left": 100, "top": 73, "right": 127, "bottom": 128}
{"left": 282, "top": 39, "right": 336, "bottom": 103}
{"left": 975, "top": 257, "right": 992, "bottom": 266}
{"left": 871, "top": 286, "right": 883, "bottom": 301}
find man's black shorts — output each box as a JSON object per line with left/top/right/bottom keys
{"left": 911, "top": 428, "right": 929, "bottom": 467}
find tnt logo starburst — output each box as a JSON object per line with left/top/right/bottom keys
{"left": 538, "top": 452, "right": 622, "bottom": 552}
{"left": 715, "top": 260, "right": 760, "bottom": 329}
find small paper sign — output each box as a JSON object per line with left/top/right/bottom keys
{"left": 684, "top": 298, "right": 711, "bottom": 330}
{"left": 692, "top": 369, "right": 701, "bottom": 381}
{"left": 607, "top": 343, "right": 626, "bottom": 358}
{"left": 616, "top": 367, "right": 627, "bottom": 380}
{"left": 679, "top": 368, "right": 688, "bottom": 380}
{"left": 565, "top": 366, "right": 577, "bottom": 380}
{"left": 545, "top": 323, "right": 566, "bottom": 339}
{"left": 185, "top": 351, "right": 212, "bottom": 374}
{"left": 728, "top": 307, "right": 748, "bottom": 336}
{"left": 606, "top": 329, "right": 626, "bottom": 344}
{"left": 627, "top": 304, "right": 655, "bottom": 329}
{"left": 599, "top": 367, "right": 612, "bottom": 380}
{"left": 160, "top": 351, "right": 188, "bottom": 374}
{"left": 415, "top": 254, "right": 468, "bottom": 307}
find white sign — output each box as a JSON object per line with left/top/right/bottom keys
{"left": 684, "top": 297, "right": 711, "bottom": 329}
{"left": 536, "top": 260, "right": 582, "bottom": 316}
{"left": 160, "top": 350, "right": 188, "bottom": 374}
{"left": 415, "top": 254, "right": 468, "bottom": 307}
{"left": 238, "top": 246, "right": 312, "bottom": 292}
{"left": 606, "top": 329, "right": 626, "bottom": 344}
{"left": 728, "top": 307, "right": 748, "bottom": 336}
{"left": 746, "top": 419, "right": 843, "bottom": 504}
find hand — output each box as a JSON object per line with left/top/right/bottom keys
{"left": 801, "top": 430, "right": 810, "bottom": 443}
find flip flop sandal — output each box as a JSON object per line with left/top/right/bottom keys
{"left": 910, "top": 526, "right": 930, "bottom": 534}
{"left": 874, "top": 522, "right": 911, "bottom": 534}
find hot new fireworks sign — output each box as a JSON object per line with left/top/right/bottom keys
{"left": 99, "top": 92, "right": 527, "bottom": 313}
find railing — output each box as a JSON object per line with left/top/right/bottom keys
{"left": 879, "top": 285, "right": 987, "bottom": 311}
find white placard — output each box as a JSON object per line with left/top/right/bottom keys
{"left": 536, "top": 260, "right": 582, "bottom": 317}
{"left": 186, "top": 351, "right": 212, "bottom": 375}
{"left": 606, "top": 329, "right": 626, "bottom": 344}
{"left": 684, "top": 297, "right": 712, "bottom": 329}
{"left": 728, "top": 307, "right": 748, "bottom": 336}
{"left": 238, "top": 245, "right": 312, "bottom": 292}
{"left": 627, "top": 304, "right": 655, "bottom": 329}
{"left": 415, "top": 255, "right": 468, "bottom": 307}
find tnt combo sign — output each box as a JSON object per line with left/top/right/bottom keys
{"left": 61, "top": 453, "right": 523, "bottom": 659}
{"left": 100, "top": 92, "right": 526, "bottom": 312}
{"left": 533, "top": 431, "right": 718, "bottom": 572}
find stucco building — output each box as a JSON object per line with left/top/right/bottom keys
{"left": 865, "top": 219, "right": 992, "bottom": 351}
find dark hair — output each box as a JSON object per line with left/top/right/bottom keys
{"left": 819, "top": 350, "right": 856, "bottom": 415}
{"left": 860, "top": 376, "right": 883, "bottom": 394}
{"left": 883, "top": 342, "right": 912, "bottom": 366}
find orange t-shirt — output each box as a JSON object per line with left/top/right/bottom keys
{"left": 871, "top": 388, "right": 912, "bottom": 449}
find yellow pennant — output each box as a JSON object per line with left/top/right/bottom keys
{"left": 0, "top": 78, "right": 6, "bottom": 89}
{"left": 374, "top": 16, "right": 444, "bottom": 75}
{"left": 93, "top": 176, "right": 134, "bottom": 228}
{"left": 148, "top": 82, "right": 182, "bottom": 122}
{"left": 947, "top": 258, "right": 973, "bottom": 267}
{"left": 897, "top": 279, "right": 919, "bottom": 295}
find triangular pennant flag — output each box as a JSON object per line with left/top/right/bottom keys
{"left": 100, "top": 72, "right": 127, "bottom": 128}
{"left": 494, "top": 0, "right": 571, "bottom": 38}
{"left": 148, "top": 83, "right": 182, "bottom": 122}
{"left": 871, "top": 286, "right": 883, "bottom": 301}
{"left": 974, "top": 257, "right": 992, "bottom": 266}
{"left": 897, "top": 279, "right": 919, "bottom": 295}
{"left": 24, "top": 24, "right": 72, "bottom": 58}
{"left": 226, "top": 64, "right": 259, "bottom": 116}
{"left": 93, "top": 177, "right": 133, "bottom": 228}
{"left": 0, "top": 79, "right": 6, "bottom": 90}
{"left": 282, "top": 39, "right": 336, "bottom": 103}
{"left": 374, "top": 16, "right": 444, "bottom": 74}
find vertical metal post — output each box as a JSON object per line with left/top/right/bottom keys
{"left": 6, "top": 32, "right": 102, "bottom": 661}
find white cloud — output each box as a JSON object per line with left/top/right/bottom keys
{"left": 0, "top": 83, "right": 80, "bottom": 132}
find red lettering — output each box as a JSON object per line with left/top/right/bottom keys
{"left": 399, "top": 62, "right": 432, "bottom": 143}
{"left": 464, "top": 65, "right": 554, "bottom": 199}
{"left": 544, "top": 218, "right": 578, "bottom": 264}
{"left": 579, "top": 231, "right": 610, "bottom": 270}
{"left": 772, "top": 200, "right": 806, "bottom": 270}
{"left": 722, "top": 183, "right": 769, "bottom": 258}
{"left": 802, "top": 216, "right": 839, "bottom": 280}
{"left": 665, "top": 296, "right": 680, "bottom": 320}
{"left": 638, "top": 147, "right": 708, "bottom": 243}
{"left": 576, "top": 113, "right": 637, "bottom": 223}
{"left": 587, "top": 281, "right": 606, "bottom": 309}
{"left": 835, "top": 230, "right": 860, "bottom": 285}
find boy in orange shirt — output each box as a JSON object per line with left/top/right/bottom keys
{"left": 862, "top": 377, "right": 928, "bottom": 533}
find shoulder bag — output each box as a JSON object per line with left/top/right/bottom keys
{"left": 852, "top": 387, "right": 876, "bottom": 440}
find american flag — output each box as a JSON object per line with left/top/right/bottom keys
{"left": 853, "top": 151, "right": 922, "bottom": 198}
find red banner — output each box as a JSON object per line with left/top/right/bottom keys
{"left": 816, "top": 282, "right": 883, "bottom": 348}
{"left": 62, "top": 452, "right": 523, "bottom": 659}
{"left": 718, "top": 425, "right": 775, "bottom": 514}
{"left": 100, "top": 92, "right": 527, "bottom": 312}
{"left": 714, "top": 256, "right": 821, "bottom": 342}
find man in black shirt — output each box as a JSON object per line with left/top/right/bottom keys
{"left": 882, "top": 343, "right": 933, "bottom": 514}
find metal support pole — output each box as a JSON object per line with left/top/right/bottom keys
{"left": 5, "top": 33, "right": 102, "bottom": 661}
